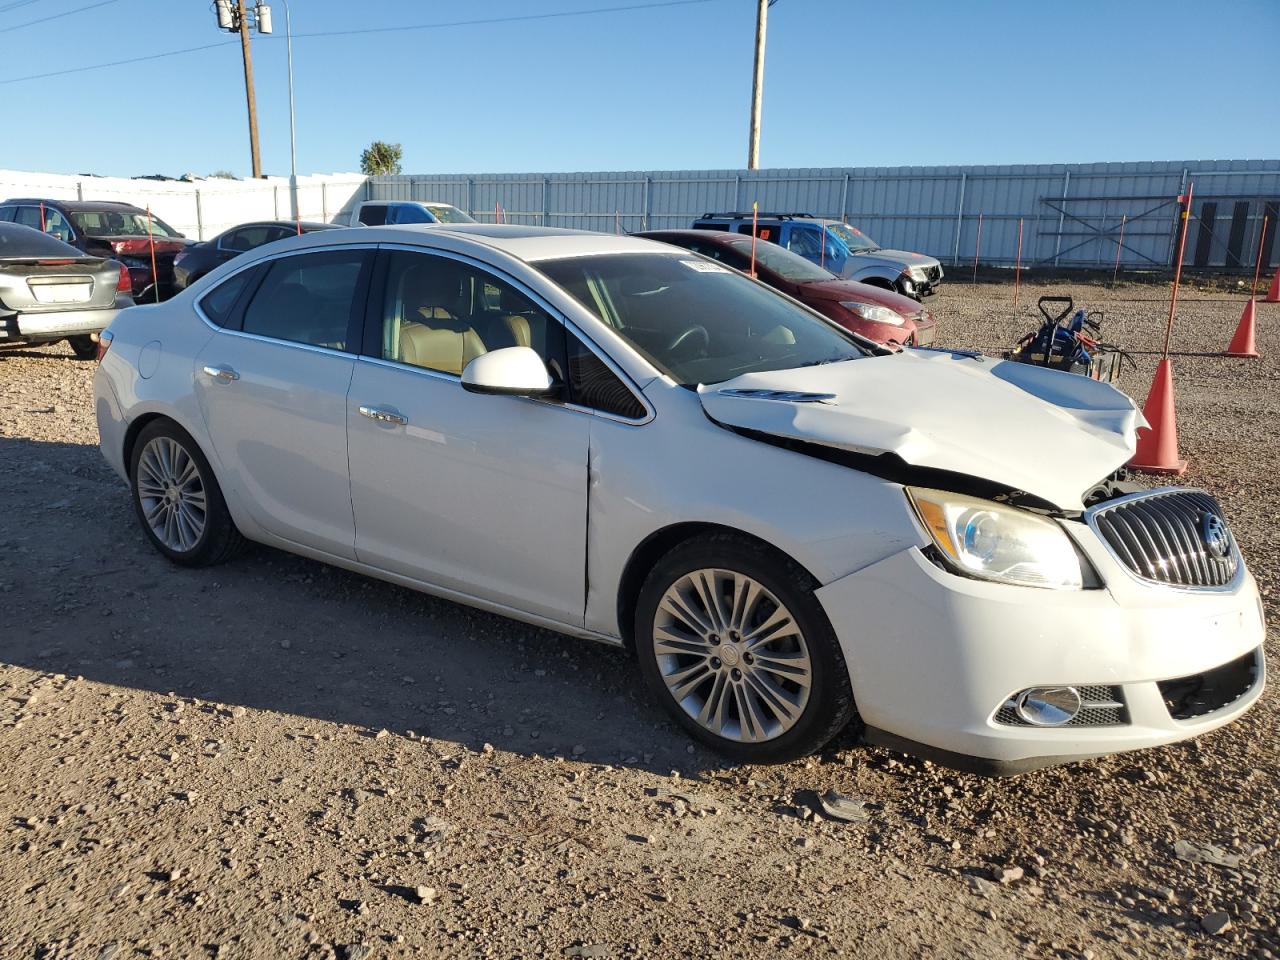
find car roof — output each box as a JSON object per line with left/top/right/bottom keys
{"left": 2, "top": 198, "right": 146, "bottom": 212}
{"left": 363, "top": 199, "right": 460, "bottom": 207}
{"left": 640, "top": 229, "right": 746, "bottom": 245}
{"left": 290, "top": 223, "right": 667, "bottom": 263}
{"left": 222, "top": 220, "right": 337, "bottom": 233}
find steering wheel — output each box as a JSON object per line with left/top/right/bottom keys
{"left": 667, "top": 324, "right": 710, "bottom": 357}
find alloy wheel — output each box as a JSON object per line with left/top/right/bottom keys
{"left": 136, "top": 436, "right": 207, "bottom": 553}
{"left": 652, "top": 568, "right": 813, "bottom": 743}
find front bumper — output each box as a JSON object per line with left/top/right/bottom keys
{"left": 0, "top": 296, "right": 131, "bottom": 343}
{"left": 817, "top": 542, "right": 1266, "bottom": 773}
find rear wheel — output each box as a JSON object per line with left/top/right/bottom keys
{"left": 634, "top": 533, "right": 857, "bottom": 763}
{"left": 129, "top": 419, "right": 244, "bottom": 567}
{"left": 68, "top": 336, "right": 97, "bottom": 360}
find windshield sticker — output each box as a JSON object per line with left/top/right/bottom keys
{"left": 679, "top": 259, "right": 731, "bottom": 274}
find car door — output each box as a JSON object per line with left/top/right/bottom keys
{"left": 193, "top": 246, "right": 373, "bottom": 560}
{"left": 346, "top": 247, "right": 590, "bottom": 625}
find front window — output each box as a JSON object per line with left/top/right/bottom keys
{"left": 827, "top": 222, "right": 879, "bottom": 253}
{"left": 535, "top": 253, "right": 868, "bottom": 387}
{"left": 423, "top": 204, "right": 476, "bottom": 224}
{"left": 70, "top": 209, "right": 180, "bottom": 238}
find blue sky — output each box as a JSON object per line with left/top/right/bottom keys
{"left": 2, "top": 0, "right": 1277, "bottom": 178}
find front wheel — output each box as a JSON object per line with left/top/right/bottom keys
{"left": 634, "top": 533, "right": 858, "bottom": 763}
{"left": 129, "top": 419, "right": 244, "bottom": 567}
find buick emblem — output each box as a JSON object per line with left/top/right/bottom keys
{"left": 1201, "top": 512, "right": 1231, "bottom": 560}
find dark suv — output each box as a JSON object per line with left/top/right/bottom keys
{"left": 0, "top": 199, "right": 192, "bottom": 302}
{"left": 173, "top": 220, "right": 341, "bottom": 291}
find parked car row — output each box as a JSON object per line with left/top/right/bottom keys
{"left": 91, "top": 221, "right": 1264, "bottom": 773}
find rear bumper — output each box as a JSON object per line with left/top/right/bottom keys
{"left": 1, "top": 297, "right": 131, "bottom": 342}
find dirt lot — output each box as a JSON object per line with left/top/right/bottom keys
{"left": 1, "top": 278, "right": 1277, "bottom": 960}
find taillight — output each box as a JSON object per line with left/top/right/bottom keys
{"left": 116, "top": 262, "right": 132, "bottom": 294}
{"left": 95, "top": 329, "right": 114, "bottom": 364}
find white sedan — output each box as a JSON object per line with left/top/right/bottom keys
{"left": 93, "top": 224, "right": 1265, "bottom": 772}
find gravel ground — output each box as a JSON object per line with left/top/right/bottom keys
{"left": 1, "top": 279, "right": 1276, "bottom": 959}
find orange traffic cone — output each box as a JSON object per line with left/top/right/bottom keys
{"left": 1266, "top": 265, "right": 1280, "bottom": 303}
{"left": 1129, "top": 358, "right": 1188, "bottom": 475}
{"left": 1225, "top": 299, "right": 1260, "bottom": 358}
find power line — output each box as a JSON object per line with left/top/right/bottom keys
{"left": 5, "top": 0, "right": 116, "bottom": 31}
{"left": 287, "top": 0, "right": 719, "bottom": 40}
{"left": 0, "top": 0, "right": 720, "bottom": 85}
{"left": 0, "top": 0, "right": 47, "bottom": 14}
{"left": 0, "top": 38, "right": 238, "bottom": 85}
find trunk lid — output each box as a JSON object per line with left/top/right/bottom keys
{"left": 697, "top": 349, "right": 1143, "bottom": 511}
{"left": 0, "top": 256, "right": 121, "bottom": 312}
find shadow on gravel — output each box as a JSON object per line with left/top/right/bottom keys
{"left": 0, "top": 435, "right": 716, "bottom": 776}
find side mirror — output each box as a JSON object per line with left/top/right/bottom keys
{"left": 461, "top": 346, "right": 553, "bottom": 397}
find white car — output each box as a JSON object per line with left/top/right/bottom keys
{"left": 92, "top": 225, "right": 1266, "bottom": 772}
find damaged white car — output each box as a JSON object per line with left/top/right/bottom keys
{"left": 94, "top": 225, "right": 1266, "bottom": 772}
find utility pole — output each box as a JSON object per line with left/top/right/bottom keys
{"left": 237, "top": 0, "right": 263, "bottom": 179}
{"left": 214, "top": 0, "right": 269, "bottom": 179}
{"left": 747, "top": 0, "right": 770, "bottom": 170}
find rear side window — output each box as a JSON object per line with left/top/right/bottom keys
{"left": 388, "top": 204, "right": 432, "bottom": 225}
{"left": 357, "top": 204, "right": 388, "bottom": 226}
{"left": 240, "top": 250, "right": 370, "bottom": 351}
{"left": 0, "top": 205, "right": 15, "bottom": 222}
{"left": 565, "top": 332, "right": 646, "bottom": 419}
{"left": 737, "top": 223, "right": 776, "bottom": 241}
{"left": 198, "top": 268, "right": 257, "bottom": 327}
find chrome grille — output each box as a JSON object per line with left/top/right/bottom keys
{"left": 1087, "top": 489, "right": 1239, "bottom": 589}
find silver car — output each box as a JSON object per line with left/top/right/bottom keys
{"left": 0, "top": 222, "right": 134, "bottom": 358}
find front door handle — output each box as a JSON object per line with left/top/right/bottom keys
{"left": 202, "top": 364, "right": 239, "bottom": 382}
{"left": 358, "top": 405, "right": 408, "bottom": 426}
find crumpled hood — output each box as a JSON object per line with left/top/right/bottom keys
{"left": 697, "top": 350, "right": 1145, "bottom": 511}
{"left": 837, "top": 248, "right": 939, "bottom": 278}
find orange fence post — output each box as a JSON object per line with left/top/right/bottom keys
{"left": 1112, "top": 214, "right": 1126, "bottom": 285}
{"left": 39, "top": 201, "right": 46, "bottom": 232}
{"left": 749, "top": 202, "right": 758, "bottom": 278}
{"left": 1012, "top": 217, "right": 1024, "bottom": 306}
{"left": 972, "top": 213, "right": 982, "bottom": 284}
{"left": 1251, "top": 215, "right": 1270, "bottom": 300}
{"left": 145, "top": 205, "right": 160, "bottom": 305}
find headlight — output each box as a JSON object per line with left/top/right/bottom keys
{"left": 907, "top": 265, "right": 928, "bottom": 280}
{"left": 838, "top": 301, "right": 907, "bottom": 326}
{"left": 907, "top": 487, "right": 1083, "bottom": 590}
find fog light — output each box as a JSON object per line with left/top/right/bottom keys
{"left": 1015, "top": 686, "right": 1081, "bottom": 726}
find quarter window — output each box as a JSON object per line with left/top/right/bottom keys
{"left": 565, "top": 332, "right": 645, "bottom": 419}
{"left": 240, "top": 250, "right": 368, "bottom": 350}
{"left": 198, "top": 268, "right": 257, "bottom": 327}
{"left": 378, "top": 251, "right": 563, "bottom": 378}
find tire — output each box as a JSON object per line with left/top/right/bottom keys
{"left": 68, "top": 336, "right": 97, "bottom": 360}
{"left": 634, "top": 532, "right": 858, "bottom": 763}
{"left": 129, "top": 419, "right": 244, "bottom": 567}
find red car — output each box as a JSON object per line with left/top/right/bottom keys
{"left": 637, "top": 229, "right": 937, "bottom": 347}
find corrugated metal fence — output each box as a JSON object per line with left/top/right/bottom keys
{"left": 370, "top": 159, "right": 1280, "bottom": 272}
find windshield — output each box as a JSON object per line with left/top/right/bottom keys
{"left": 71, "top": 210, "right": 181, "bottom": 238}
{"left": 425, "top": 204, "right": 476, "bottom": 224}
{"left": 827, "top": 222, "right": 879, "bottom": 253}
{"left": 535, "top": 253, "right": 867, "bottom": 387}
{"left": 726, "top": 237, "right": 835, "bottom": 282}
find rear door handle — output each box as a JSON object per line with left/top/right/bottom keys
{"left": 358, "top": 405, "right": 408, "bottom": 426}
{"left": 202, "top": 364, "right": 239, "bottom": 382}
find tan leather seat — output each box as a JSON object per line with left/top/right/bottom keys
{"left": 392, "top": 264, "right": 487, "bottom": 375}
{"left": 399, "top": 320, "right": 486, "bottom": 375}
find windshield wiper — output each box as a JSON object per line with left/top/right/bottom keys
{"left": 796, "top": 355, "right": 856, "bottom": 368}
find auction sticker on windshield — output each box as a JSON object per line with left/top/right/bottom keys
{"left": 679, "top": 259, "right": 731, "bottom": 273}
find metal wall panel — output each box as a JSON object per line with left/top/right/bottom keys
{"left": 370, "top": 159, "right": 1280, "bottom": 270}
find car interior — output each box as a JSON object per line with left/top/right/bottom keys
{"left": 383, "top": 254, "right": 551, "bottom": 377}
